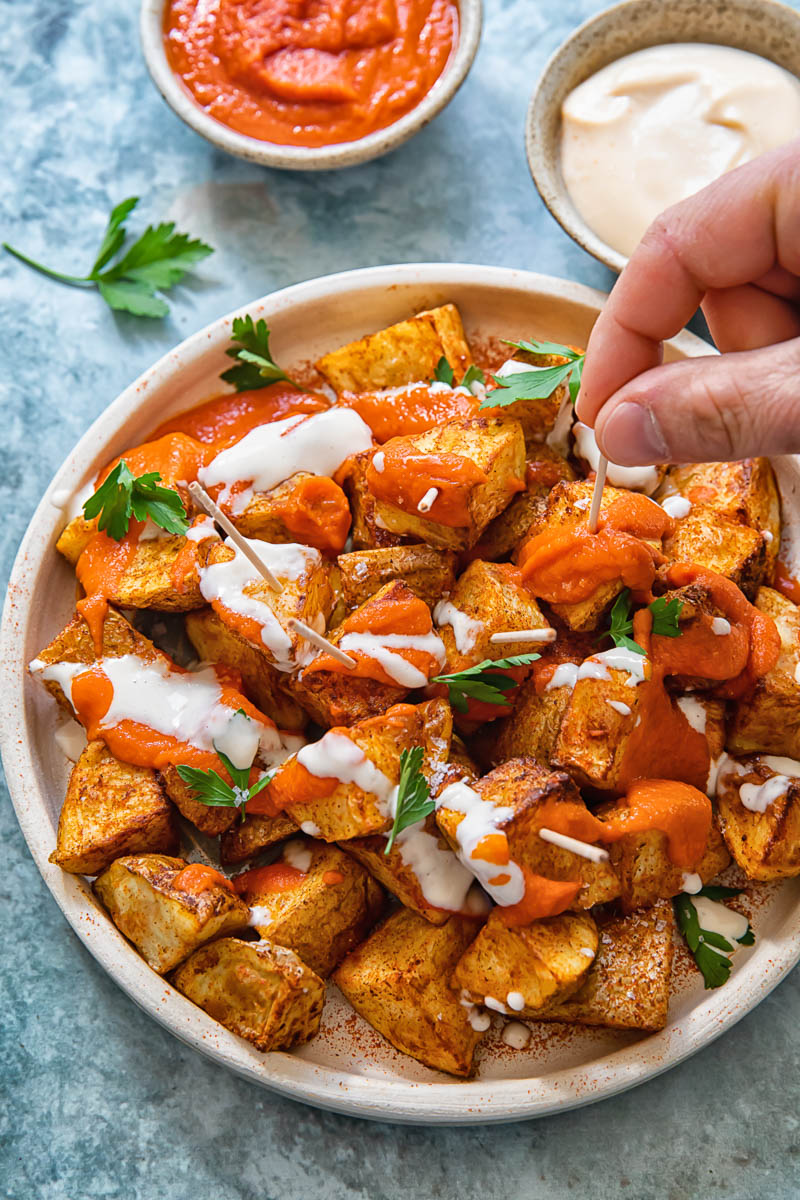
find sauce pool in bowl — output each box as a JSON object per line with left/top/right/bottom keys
{"left": 163, "top": 0, "right": 459, "bottom": 148}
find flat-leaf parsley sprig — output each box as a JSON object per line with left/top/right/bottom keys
{"left": 481, "top": 338, "right": 585, "bottom": 410}
{"left": 431, "top": 653, "right": 540, "bottom": 714}
{"left": 221, "top": 315, "right": 300, "bottom": 392}
{"left": 83, "top": 461, "right": 189, "bottom": 541}
{"left": 384, "top": 747, "right": 434, "bottom": 854}
{"left": 431, "top": 356, "right": 486, "bottom": 390}
{"left": 602, "top": 589, "right": 683, "bottom": 656}
{"left": 674, "top": 885, "right": 755, "bottom": 989}
{"left": 177, "top": 746, "right": 273, "bottom": 823}
{"left": 3, "top": 197, "right": 213, "bottom": 318}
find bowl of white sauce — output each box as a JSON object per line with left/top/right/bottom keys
{"left": 526, "top": 0, "right": 800, "bottom": 272}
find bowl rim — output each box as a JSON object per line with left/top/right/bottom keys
{"left": 5, "top": 261, "right": 800, "bottom": 1124}
{"left": 139, "top": 0, "right": 483, "bottom": 171}
{"left": 525, "top": 0, "right": 800, "bottom": 273}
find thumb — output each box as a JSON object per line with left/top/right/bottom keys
{"left": 593, "top": 336, "right": 800, "bottom": 465}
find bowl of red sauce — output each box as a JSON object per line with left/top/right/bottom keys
{"left": 140, "top": 0, "right": 482, "bottom": 169}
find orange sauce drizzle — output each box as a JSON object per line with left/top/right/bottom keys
{"left": 304, "top": 588, "right": 438, "bottom": 684}
{"left": 366, "top": 442, "right": 488, "bottom": 527}
{"left": 151, "top": 385, "right": 327, "bottom": 449}
{"left": 322, "top": 870, "right": 345, "bottom": 885}
{"left": 232, "top": 862, "right": 307, "bottom": 896}
{"left": 772, "top": 558, "right": 800, "bottom": 606}
{"left": 499, "top": 869, "right": 582, "bottom": 927}
{"left": 269, "top": 474, "right": 352, "bottom": 556}
{"left": 172, "top": 863, "right": 235, "bottom": 894}
{"left": 602, "top": 780, "right": 712, "bottom": 869}
{"left": 338, "top": 384, "right": 479, "bottom": 442}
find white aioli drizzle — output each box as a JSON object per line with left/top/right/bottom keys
{"left": 607, "top": 700, "right": 631, "bottom": 717}
{"left": 580, "top": 648, "right": 647, "bottom": 688}
{"left": 433, "top": 600, "right": 485, "bottom": 655}
{"left": 198, "top": 409, "right": 373, "bottom": 512}
{"left": 501, "top": 1021, "right": 532, "bottom": 1049}
{"left": 436, "top": 779, "right": 525, "bottom": 906}
{"left": 296, "top": 732, "right": 395, "bottom": 803}
{"left": 460, "top": 993, "right": 492, "bottom": 1032}
{"left": 545, "top": 662, "right": 580, "bottom": 692}
{"left": 660, "top": 494, "right": 692, "bottom": 519}
{"left": 693, "top": 896, "right": 750, "bottom": 944}
{"left": 283, "top": 838, "right": 313, "bottom": 873}
{"left": 681, "top": 872, "right": 703, "bottom": 894}
{"left": 506, "top": 991, "right": 525, "bottom": 1012}
{"left": 677, "top": 696, "right": 708, "bottom": 736}
{"left": 711, "top": 617, "right": 731, "bottom": 636}
{"left": 372, "top": 451, "right": 385, "bottom": 473}
{"left": 336, "top": 630, "right": 446, "bottom": 688}
{"left": 573, "top": 422, "right": 660, "bottom": 494}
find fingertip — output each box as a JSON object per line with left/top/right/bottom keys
{"left": 594, "top": 400, "right": 672, "bottom": 466}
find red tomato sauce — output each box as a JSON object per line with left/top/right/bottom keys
{"left": 163, "top": 0, "right": 459, "bottom": 148}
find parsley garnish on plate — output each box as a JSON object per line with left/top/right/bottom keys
{"left": 221, "top": 314, "right": 300, "bottom": 392}
{"left": 481, "top": 338, "right": 585, "bottom": 410}
{"left": 674, "top": 885, "right": 755, "bottom": 989}
{"left": 431, "top": 357, "right": 486, "bottom": 389}
{"left": 431, "top": 653, "right": 540, "bottom": 714}
{"left": 2, "top": 197, "right": 213, "bottom": 318}
{"left": 384, "top": 746, "right": 434, "bottom": 854}
{"left": 83, "top": 461, "right": 189, "bottom": 541}
{"left": 602, "top": 590, "right": 683, "bottom": 656}
{"left": 177, "top": 746, "right": 273, "bottom": 824}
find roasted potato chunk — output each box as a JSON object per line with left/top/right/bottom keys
{"left": 337, "top": 544, "right": 457, "bottom": 611}
{"left": 50, "top": 740, "right": 178, "bottom": 875}
{"left": 602, "top": 810, "right": 730, "bottom": 912}
{"left": 340, "top": 449, "right": 414, "bottom": 551}
{"left": 158, "top": 763, "right": 238, "bottom": 836}
{"left": 468, "top": 446, "right": 575, "bottom": 562}
{"left": 173, "top": 937, "right": 324, "bottom": 1051}
{"left": 94, "top": 855, "right": 249, "bottom": 973}
{"left": 234, "top": 839, "right": 384, "bottom": 976}
{"left": 452, "top": 910, "right": 598, "bottom": 1017}
{"left": 236, "top": 471, "right": 351, "bottom": 558}
{"left": 368, "top": 417, "right": 526, "bottom": 552}
{"left": 436, "top": 758, "right": 621, "bottom": 908}
{"left": 220, "top": 810, "right": 300, "bottom": 865}
{"left": 184, "top": 608, "right": 308, "bottom": 731}
{"left": 727, "top": 587, "right": 800, "bottom": 759}
{"left": 663, "top": 504, "right": 768, "bottom": 598}
{"left": 536, "top": 901, "right": 675, "bottom": 1032}
{"left": 434, "top": 558, "right": 550, "bottom": 672}
{"left": 664, "top": 457, "right": 780, "bottom": 566}
{"left": 268, "top": 699, "right": 452, "bottom": 842}
{"left": 316, "top": 304, "right": 472, "bottom": 393}
{"left": 717, "top": 754, "right": 800, "bottom": 880}
{"left": 333, "top": 908, "right": 486, "bottom": 1077}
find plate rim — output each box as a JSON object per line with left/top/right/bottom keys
{"left": 4, "top": 261, "right": 799, "bottom": 1124}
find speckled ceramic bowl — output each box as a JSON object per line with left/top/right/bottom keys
{"left": 4, "top": 263, "right": 800, "bottom": 1123}
{"left": 139, "top": 0, "right": 482, "bottom": 170}
{"left": 526, "top": 0, "right": 800, "bottom": 273}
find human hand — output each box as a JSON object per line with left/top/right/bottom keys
{"left": 577, "top": 138, "right": 800, "bottom": 465}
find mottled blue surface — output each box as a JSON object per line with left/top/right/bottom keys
{"left": 2, "top": 1, "right": 800, "bottom": 1197}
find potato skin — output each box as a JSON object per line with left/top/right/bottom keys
{"left": 173, "top": 937, "right": 325, "bottom": 1052}
{"left": 220, "top": 810, "right": 300, "bottom": 865}
{"left": 727, "top": 587, "right": 800, "bottom": 759}
{"left": 94, "top": 854, "right": 249, "bottom": 973}
{"left": 717, "top": 755, "right": 800, "bottom": 880}
{"left": 602, "top": 812, "right": 730, "bottom": 913}
{"left": 337, "top": 544, "right": 457, "bottom": 612}
{"left": 435, "top": 558, "right": 550, "bottom": 672}
{"left": 664, "top": 504, "right": 768, "bottom": 598}
{"left": 50, "top": 740, "right": 178, "bottom": 875}
{"left": 536, "top": 901, "right": 675, "bottom": 1031}
{"left": 333, "top": 908, "right": 486, "bottom": 1077}
{"left": 342, "top": 814, "right": 458, "bottom": 926}
{"left": 664, "top": 457, "right": 780, "bottom": 567}
{"left": 452, "top": 910, "right": 598, "bottom": 1017}
{"left": 240, "top": 840, "right": 385, "bottom": 977}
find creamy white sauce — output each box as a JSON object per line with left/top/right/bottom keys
{"left": 580, "top": 647, "right": 647, "bottom": 688}
{"left": 300, "top": 820, "right": 321, "bottom": 836}
{"left": 501, "top": 1021, "right": 532, "bottom": 1049}
{"left": 693, "top": 896, "right": 750, "bottom": 944}
{"left": 372, "top": 451, "right": 385, "bottom": 473}
{"left": 436, "top": 779, "right": 525, "bottom": 907}
{"left": 560, "top": 43, "right": 800, "bottom": 258}
{"left": 578, "top": 946, "right": 595, "bottom": 958}
{"left": 661, "top": 494, "right": 692, "bottom": 519}
{"left": 394, "top": 823, "right": 475, "bottom": 912}
{"left": 248, "top": 905, "right": 273, "bottom": 927}
{"left": 607, "top": 699, "right": 631, "bottom": 717}
{"left": 573, "top": 422, "right": 660, "bottom": 494}
{"left": 296, "top": 732, "right": 395, "bottom": 804}
{"left": 545, "top": 662, "right": 580, "bottom": 692}
{"left": 337, "top": 630, "right": 445, "bottom": 688}
{"left": 546, "top": 394, "right": 575, "bottom": 457}
{"left": 711, "top": 617, "right": 731, "bottom": 636}
{"left": 681, "top": 872, "right": 703, "bottom": 895}
{"left": 198, "top": 535, "right": 319, "bottom": 670}
{"left": 283, "top": 838, "right": 313, "bottom": 873}
{"left": 185, "top": 516, "right": 217, "bottom": 543}
{"left": 214, "top": 707, "right": 261, "bottom": 770}
{"left": 199, "top": 409, "right": 373, "bottom": 512}
{"left": 506, "top": 991, "right": 525, "bottom": 1012}
{"left": 677, "top": 696, "right": 708, "bottom": 736}
{"left": 433, "top": 600, "right": 485, "bottom": 655}
{"left": 484, "top": 995, "right": 510, "bottom": 1014}
{"left": 459, "top": 993, "right": 492, "bottom": 1032}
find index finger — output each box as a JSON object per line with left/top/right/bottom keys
{"left": 576, "top": 137, "right": 800, "bottom": 426}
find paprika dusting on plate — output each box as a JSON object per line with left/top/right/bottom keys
{"left": 163, "top": 0, "right": 459, "bottom": 148}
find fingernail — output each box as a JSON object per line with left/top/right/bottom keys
{"left": 599, "top": 402, "right": 670, "bottom": 464}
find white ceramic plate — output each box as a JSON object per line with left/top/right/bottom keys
{"left": 4, "top": 264, "right": 800, "bottom": 1125}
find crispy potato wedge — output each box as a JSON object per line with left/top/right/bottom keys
{"left": 94, "top": 854, "right": 249, "bottom": 973}
{"left": 717, "top": 754, "right": 800, "bottom": 880}
{"left": 184, "top": 608, "right": 308, "bottom": 731}
{"left": 536, "top": 901, "right": 674, "bottom": 1032}
{"left": 664, "top": 458, "right": 780, "bottom": 567}
{"left": 220, "top": 810, "right": 300, "bottom": 865}
{"left": 468, "top": 447, "right": 576, "bottom": 562}
{"left": 664, "top": 504, "right": 768, "bottom": 598}
{"left": 369, "top": 417, "right": 526, "bottom": 552}
{"left": 337, "top": 544, "right": 457, "bottom": 611}
{"left": 333, "top": 908, "right": 485, "bottom": 1077}
{"left": 434, "top": 559, "right": 550, "bottom": 671}
{"left": 235, "top": 839, "right": 384, "bottom": 976}
{"left": 452, "top": 910, "right": 598, "bottom": 1017}
{"left": 236, "top": 471, "right": 351, "bottom": 557}
{"left": 436, "top": 758, "right": 621, "bottom": 908}
{"left": 340, "top": 449, "right": 414, "bottom": 551}
{"left": 158, "top": 763, "right": 238, "bottom": 836}
{"left": 727, "top": 587, "right": 800, "bottom": 759}
{"left": 173, "top": 937, "right": 325, "bottom": 1051}
{"left": 316, "top": 304, "right": 472, "bottom": 393}
{"left": 50, "top": 740, "right": 178, "bottom": 875}
{"left": 483, "top": 643, "right": 588, "bottom": 768}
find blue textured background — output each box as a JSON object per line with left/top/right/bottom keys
{"left": 2, "top": 2, "right": 799, "bottom": 1197}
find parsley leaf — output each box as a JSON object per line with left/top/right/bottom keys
{"left": 481, "top": 338, "right": 585, "bottom": 411}
{"left": 82, "top": 461, "right": 189, "bottom": 542}
{"left": 221, "top": 315, "right": 300, "bottom": 392}
{"left": 601, "top": 590, "right": 684, "bottom": 656}
{"left": 176, "top": 740, "right": 273, "bottom": 824}
{"left": 2, "top": 197, "right": 213, "bottom": 318}
{"left": 674, "top": 886, "right": 755, "bottom": 989}
{"left": 384, "top": 746, "right": 434, "bottom": 854}
{"left": 430, "top": 358, "right": 486, "bottom": 390}
{"left": 431, "top": 653, "right": 540, "bottom": 714}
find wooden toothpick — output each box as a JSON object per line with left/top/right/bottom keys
{"left": 490, "top": 629, "right": 557, "bottom": 646}
{"left": 539, "top": 827, "right": 609, "bottom": 863}
{"left": 188, "top": 481, "right": 283, "bottom": 593}
{"left": 587, "top": 454, "right": 608, "bottom": 534}
{"left": 288, "top": 618, "right": 357, "bottom": 668}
